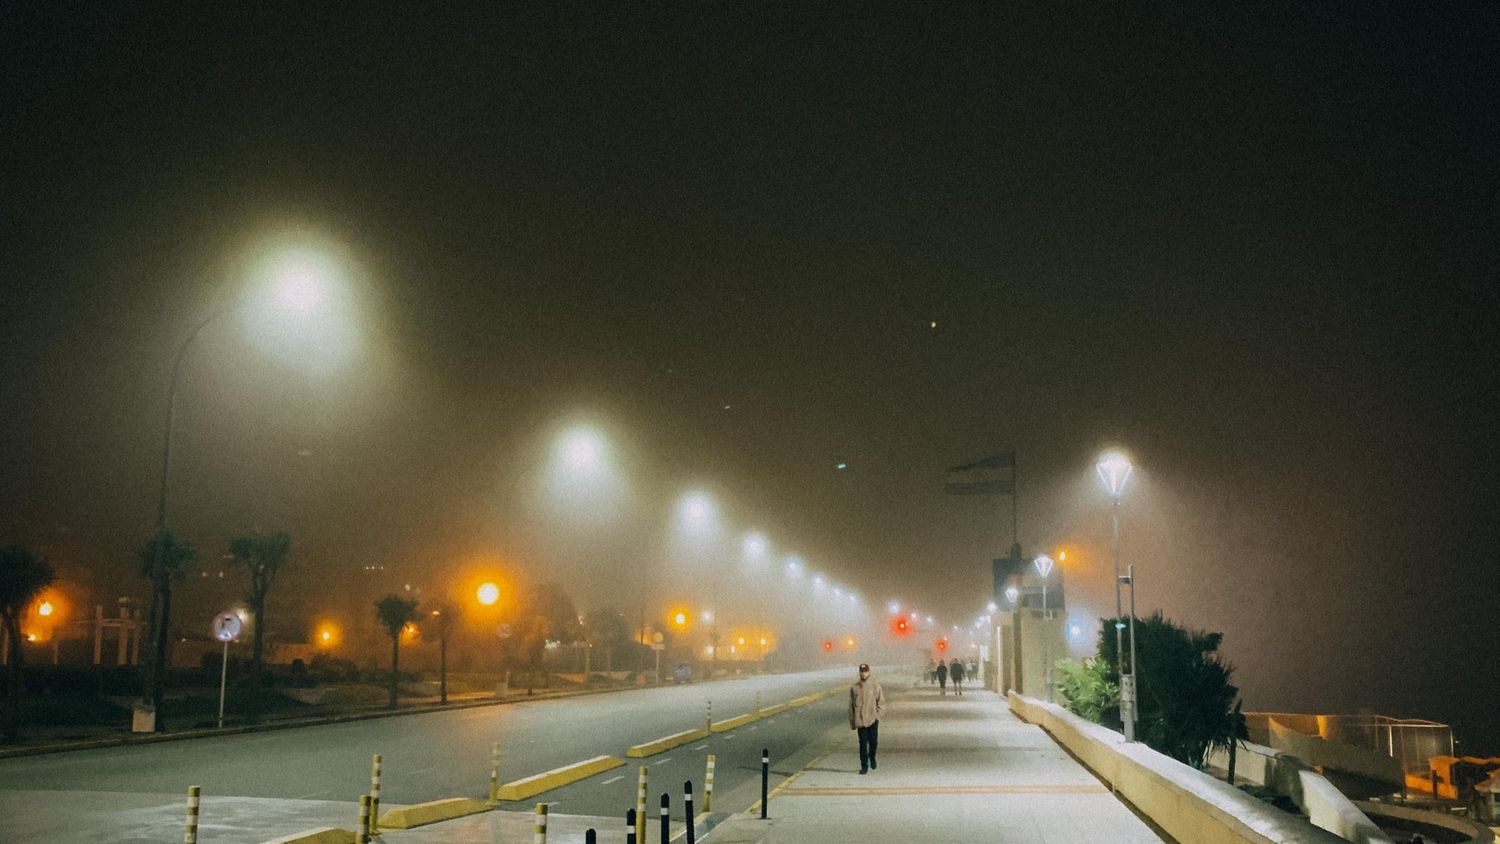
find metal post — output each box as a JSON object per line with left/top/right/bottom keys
{"left": 356, "top": 794, "right": 371, "bottom": 844}
{"left": 659, "top": 793, "right": 670, "bottom": 844}
{"left": 626, "top": 808, "right": 637, "bottom": 844}
{"left": 760, "top": 748, "right": 769, "bottom": 819}
{"left": 217, "top": 639, "right": 229, "bottom": 728}
{"left": 183, "top": 785, "right": 200, "bottom": 844}
{"left": 533, "top": 802, "right": 548, "bottom": 844}
{"left": 704, "top": 754, "right": 716, "bottom": 812}
{"left": 683, "top": 781, "right": 696, "bottom": 844}
{"left": 1127, "top": 563, "right": 1139, "bottom": 739}
{"left": 705, "top": 700, "right": 712, "bottom": 735}
{"left": 635, "top": 766, "right": 648, "bottom": 841}
{"left": 655, "top": 648, "right": 661, "bottom": 684}
{"left": 1111, "top": 499, "right": 1134, "bottom": 741}
{"left": 488, "top": 741, "right": 502, "bottom": 804}
{"left": 369, "top": 754, "right": 382, "bottom": 833}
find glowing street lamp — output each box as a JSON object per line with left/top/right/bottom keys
{"left": 476, "top": 582, "right": 500, "bottom": 606}
{"left": 1004, "top": 585, "right": 1019, "bottom": 606}
{"left": 1033, "top": 554, "right": 1055, "bottom": 614}
{"left": 1096, "top": 449, "right": 1139, "bottom": 741}
{"left": 888, "top": 600, "right": 901, "bottom": 614}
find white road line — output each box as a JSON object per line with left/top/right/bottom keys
{"left": 693, "top": 744, "right": 709, "bottom": 750}
{"left": 601, "top": 776, "right": 624, "bottom": 785}
{"left": 654, "top": 757, "right": 673, "bottom": 765}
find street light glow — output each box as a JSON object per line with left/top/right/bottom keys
{"left": 784, "top": 555, "right": 804, "bottom": 578}
{"left": 1005, "top": 585, "right": 1020, "bottom": 605}
{"left": 742, "top": 532, "right": 768, "bottom": 561}
{"left": 888, "top": 600, "right": 900, "bottom": 614}
{"left": 1096, "top": 450, "right": 1134, "bottom": 499}
{"left": 1034, "top": 554, "right": 1055, "bottom": 580}
{"left": 986, "top": 601, "right": 997, "bottom": 614}
{"left": 476, "top": 582, "right": 499, "bottom": 606}
{"left": 37, "top": 601, "right": 54, "bottom": 617}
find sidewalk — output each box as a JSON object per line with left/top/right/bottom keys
{"left": 705, "top": 684, "right": 1168, "bottom": 843}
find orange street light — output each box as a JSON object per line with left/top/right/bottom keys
{"left": 37, "top": 601, "right": 54, "bottom": 617}
{"left": 476, "top": 582, "right": 500, "bottom": 606}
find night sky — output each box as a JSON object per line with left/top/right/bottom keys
{"left": 2, "top": 7, "right": 1495, "bottom": 748}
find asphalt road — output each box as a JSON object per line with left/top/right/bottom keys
{"left": 0, "top": 667, "right": 867, "bottom": 843}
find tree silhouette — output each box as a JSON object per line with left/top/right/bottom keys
{"left": 140, "top": 531, "right": 196, "bottom": 726}
{"left": 375, "top": 595, "right": 418, "bottom": 710}
{"left": 228, "top": 532, "right": 291, "bottom": 681}
{"left": 0, "top": 546, "right": 55, "bottom": 742}
{"left": 1099, "top": 611, "right": 1247, "bottom": 767}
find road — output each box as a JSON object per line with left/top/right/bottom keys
{"left": 0, "top": 667, "right": 864, "bottom": 843}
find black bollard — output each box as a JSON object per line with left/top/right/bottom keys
{"left": 585, "top": 830, "right": 596, "bottom": 844}
{"left": 760, "top": 748, "right": 770, "bottom": 819}
{"left": 626, "top": 808, "right": 637, "bottom": 844}
{"left": 684, "top": 781, "right": 696, "bottom": 844}
{"left": 659, "top": 792, "right": 670, "bottom": 844}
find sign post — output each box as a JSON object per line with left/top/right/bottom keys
{"left": 651, "top": 633, "right": 665, "bottom": 684}
{"left": 211, "top": 611, "right": 243, "bottom": 728}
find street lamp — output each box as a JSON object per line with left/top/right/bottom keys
{"left": 1033, "top": 554, "right": 1054, "bottom": 615}
{"left": 1096, "top": 450, "right": 1138, "bottom": 741}
{"left": 1004, "top": 585, "right": 1019, "bottom": 606}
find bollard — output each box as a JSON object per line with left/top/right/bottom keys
{"left": 760, "top": 748, "right": 769, "bottom": 819}
{"left": 683, "top": 781, "right": 696, "bottom": 844}
{"left": 659, "top": 792, "right": 670, "bottom": 844}
{"left": 705, "top": 700, "right": 712, "bottom": 735}
{"left": 625, "top": 808, "right": 637, "bottom": 844}
{"left": 704, "top": 754, "right": 716, "bottom": 813}
{"left": 183, "top": 785, "right": 201, "bottom": 844}
{"left": 635, "top": 766, "right": 648, "bottom": 841}
{"left": 533, "top": 802, "right": 548, "bottom": 844}
{"left": 585, "top": 829, "right": 596, "bottom": 844}
{"left": 356, "top": 794, "right": 371, "bottom": 844}
{"left": 369, "top": 754, "right": 383, "bottom": 833}
{"left": 488, "top": 741, "right": 502, "bottom": 804}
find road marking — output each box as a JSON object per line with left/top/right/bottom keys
{"left": 779, "top": 784, "right": 1109, "bottom": 796}
{"left": 601, "top": 775, "right": 624, "bottom": 785}
{"left": 693, "top": 744, "right": 709, "bottom": 750}
{"left": 653, "top": 757, "right": 673, "bottom": 765}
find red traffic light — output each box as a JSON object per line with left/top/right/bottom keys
{"left": 935, "top": 637, "right": 948, "bottom": 652}
{"left": 890, "top": 616, "right": 911, "bottom": 636}
{"left": 822, "top": 639, "right": 834, "bottom": 652}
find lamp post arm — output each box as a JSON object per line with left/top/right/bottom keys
{"left": 154, "top": 307, "right": 223, "bottom": 534}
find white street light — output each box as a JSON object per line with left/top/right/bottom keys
{"left": 742, "top": 532, "right": 768, "bottom": 562}
{"left": 1097, "top": 449, "right": 1139, "bottom": 742}
{"left": 1004, "top": 585, "right": 1019, "bottom": 605}
{"left": 783, "top": 556, "right": 804, "bottom": 579}
{"left": 888, "top": 600, "right": 901, "bottom": 614}
{"left": 986, "top": 601, "right": 998, "bottom": 614}
{"left": 1033, "top": 554, "right": 1055, "bottom": 613}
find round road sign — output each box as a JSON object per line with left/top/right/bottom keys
{"left": 212, "top": 611, "right": 243, "bottom": 643}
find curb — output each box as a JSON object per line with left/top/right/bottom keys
{"left": 494, "top": 755, "right": 625, "bottom": 801}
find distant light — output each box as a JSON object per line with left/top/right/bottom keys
{"left": 985, "top": 601, "right": 997, "bottom": 614}
{"left": 888, "top": 600, "right": 901, "bottom": 614}
{"left": 1115, "top": 621, "right": 1127, "bottom": 630}
{"left": 845, "top": 637, "right": 856, "bottom": 647}
{"left": 1096, "top": 451, "right": 1134, "bottom": 499}
{"left": 1004, "top": 586, "right": 1019, "bottom": 605}
{"left": 702, "top": 610, "right": 714, "bottom": 623}
{"left": 321, "top": 631, "right": 331, "bottom": 642}
{"left": 674, "top": 612, "right": 688, "bottom": 627}
{"left": 1069, "top": 622, "right": 1082, "bottom": 640}
{"left": 759, "top": 637, "right": 767, "bottom": 646}
{"left": 909, "top": 610, "right": 919, "bottom": 620}
{"left": 784, "top": 556, "right": 804, "bottom": 578}
{"left": 477, "top": 582, "right": 500, "bottom": 606}
{"left": 835, "top": 462, "right": 847, "bottom": 471}
{"left": 926, "top": 615, "right": 934, "bottom": 624}
{"left": 1057, "top": 551, "right": 1067, "bottom": 562}
{"left": 37, "top": 601, "right": 54, "bottom": 617}
{"left": 929, "top": 320, "right": 937, "bottom": 329}
{"left": 561, "top": 429, "right": 601, "bottom": 470}
{"left": 705, "top": 646, "right": 715, "bottom": 655}
{"left": 26, "top": 633, "right": 37, "bottom": 642}
{"left": 738, "top": 637, "right": 746, "bottom": 646}
{"left": 742, "top": 533, "right": 768, "bottom": 561}
{"left": 847, "top": 594, "right": 857, "bottom": 605}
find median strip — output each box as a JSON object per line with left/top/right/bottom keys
{"left": 378, "top": 797, "right": 491, "bottom": 830}
{"left": 626, "top": 727, "right": 710, "bottom": 758}
{"left": 709, "top": 711, "right": 760, "bottom": 734}
{"left": 494, "top": 754, "right": 626, "bottom": 801}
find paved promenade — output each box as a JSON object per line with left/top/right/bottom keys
{"left": 705, "top": 683, "right": 1167, "bottom": 843}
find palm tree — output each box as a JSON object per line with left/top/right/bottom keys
{"left": 375, "top": 595, "right": 417, "bottom": 710}
{"left": 140, "top": 531, "right": 196, "bottom": 727}
{"left": 0, "top": 546, "right": 56, "bottom": 742}
{"left": 228, "top": 532, "right": 291, "bottom": 681}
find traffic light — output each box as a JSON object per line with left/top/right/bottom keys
{"left": 935, "top": 637, "right": 948, "bottom": 653}
{"left": 821, "top": 639, "right": 834, "bottom": 652}
{"left": 891, "top": 616, "right": 911, "bottom": 636}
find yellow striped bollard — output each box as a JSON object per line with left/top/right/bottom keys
{"left": 183, "top": 785, "right": 200, "bottom": 844}
{"left": 488, "top": 741, "right": 502, "bottom": 804}
{"left": 704, "top": 754, "right": 716, "bottom": 812}
{"left": 356, "top": 794, "right": 371, "bottom": 844}
{"left": 369, "top": 753, "right": 383, "bottom": 833}
{"left": 705, "top": 700, "right": 712, "bottom": 734}
{"left": 533, "top": 802, "right": 548, "bottom": 844}
{"left": 635, "top": 765, "right": 648, "bottom": 841}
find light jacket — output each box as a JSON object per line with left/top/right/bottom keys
{"left": 849, "top": 677, "right": 886, "bottom": 728}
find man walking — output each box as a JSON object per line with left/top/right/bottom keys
{"left": 849, "top": 663, "right": 885, "bottom": 775}
{"left": 950, "top": 658, "right": 965, "bottom": 696}
{"left": 935, "top": 659, "right": 948, "bottom": 695}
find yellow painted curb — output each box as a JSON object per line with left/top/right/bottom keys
{"left": 377, "top": 797, "right": 490, "bottom": 830}
{"left": 495, "top": 754, "right": 626, "bottom": 800}
{"left": 758, "top": 702, "right": 788, "bottom": 717}
{"left": 786, "top": 693, "right": 821, "bottom": 708}
{"left": 259, "top": 828, "right": 356, "bottom": 844}
{"left": 626, "top": 728, "right": 710, "bottom": 758}
{"left": 710, "top": 712, "right": 760, "bottom": 734}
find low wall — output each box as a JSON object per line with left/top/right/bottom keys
{"left": 1009, "top": 692, "right": 1375, "bottom": 844}
{"left": 1205, "top": 739, "right": 1392, "bottom": 843}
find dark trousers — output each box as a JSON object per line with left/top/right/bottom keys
{"left": 857, "top": 721, "right": 880, "bottom": 770}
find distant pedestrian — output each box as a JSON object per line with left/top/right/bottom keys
{"left": 950, "top": 658, "right": 965, "bottom": 696}
{"left": 849, "top": 663, "right": 885, "bottom": 775}
{"left": 935, "top": 660, "right": 948, "bottom": 695}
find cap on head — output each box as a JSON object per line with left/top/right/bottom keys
{"left": 859, "top": 663, "right": 870, "bottom": 671}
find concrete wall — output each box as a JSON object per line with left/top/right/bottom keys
{"left": 1268, "top": 720, "right": 1404, "bottom": 788}
{"left": 1010, "top": 692, "right": 1387, "bottom": 844}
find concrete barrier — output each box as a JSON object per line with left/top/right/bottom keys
{"left": 260, "top": 828, "right": 357, "bottom": 844}
{"left": 377, "top": 797, "right": 491, "bottom": 829}
{"left": 495, "top": 755, "right": 626, "bottom": 800}
{"left": 1009, "top": 692, "right": 1358, "bottom": 844}
{"left": 710, "top": 712, "right": 759, "bottom": 734}
{"left": 626, "top": 728, "right": 710, "bottom": 758}
{"left": 1205, "top": 737, "right": 1392, "bottom": 843}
